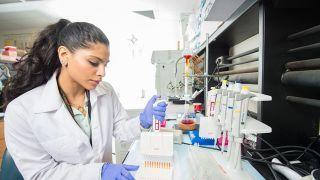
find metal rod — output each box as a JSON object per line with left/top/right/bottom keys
{"left": 219, "top": 58, "right": 258, "bottom": 69}
{"left": 188, "top": 75, "right": 216, "bottom": 78}
{"left": 205, "top": 34, "right": 209, "bottom": 113}
{"left": 286, "top": 96, "right": 320, "bottom": 108}
{"left": 288, "top": 24, "right": 320, "bottom": 40}
{"left": 288, "top": 43, "right": 320, "bottom": 53}
{"left": 228, "top": 72, "right": 258, "bottom": 84}
{"left": 226, "top": 47, "right": 259, "bottom": 61}
{"left": 215, "top": 72, "right": 258, "bottom": 84}
{"left": 215, "top": 67, "right": 258, "bottom": 75}
{"left": 281, "top": 70, "right": 320, "bottom": 88}
{"left": 285, "top": 58, "right": 320, "bottom": 70}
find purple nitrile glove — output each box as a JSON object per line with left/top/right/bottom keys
{"left": 101, "top": 163, "right": 139, "bottom": 180}
{"left": 139, "top": 95, "right": 167, "bottom": 129}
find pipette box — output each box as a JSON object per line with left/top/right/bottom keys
{"left": 138, "top": 132, "right": 174, "bottom": 180}
{"left": 135, "top": 166, "right": 173, "bottom": 180}
{"left": 140, "top": 132, "right": 173, "bottom": 157}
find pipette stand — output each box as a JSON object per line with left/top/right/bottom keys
{"left": 199, "top": 86, "right": 272, "bottom": 179}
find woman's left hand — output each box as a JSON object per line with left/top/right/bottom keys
{"left": 139, "top": 95, "right": 167, "bottom": 129}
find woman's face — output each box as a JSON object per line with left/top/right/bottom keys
{"left": 60, "top": 42, "right": 110, "bottom": 90}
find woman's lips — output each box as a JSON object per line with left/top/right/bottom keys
{"left": 90, "top": 80, "right": 101, "bottom": 85}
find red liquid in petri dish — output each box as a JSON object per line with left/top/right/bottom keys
{"left": 181, "top": 119, "right": 194, "bottom": 124}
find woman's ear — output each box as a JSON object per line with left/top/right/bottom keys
{"left": 58, "top": 46, "right": 71, "bottom": 67}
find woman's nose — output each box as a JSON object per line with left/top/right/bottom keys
{"left": 96, "top": 64, "right": 105, "bottom": 77}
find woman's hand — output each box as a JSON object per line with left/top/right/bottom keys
{"left": 139, "top": 95, "right": 167, "bottom": 129}
{"left": 101, "top": 163, "right": 139, "bottom": 180}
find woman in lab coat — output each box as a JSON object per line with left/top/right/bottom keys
{"left": 3, "top": 19, "right": 167, "bottom": 180}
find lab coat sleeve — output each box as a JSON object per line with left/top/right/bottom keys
{"left": 111, "top": 89, "right": 141, "bottom": 142}
{"left": 4, "top": 102, "right": 104, "bottom": 180}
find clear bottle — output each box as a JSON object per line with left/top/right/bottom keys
{"left": 182, "top": 45, "right": 193, "bottom": 101}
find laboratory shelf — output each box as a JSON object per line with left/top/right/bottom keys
{"left": 196, "top": 0, "right": 258, "bottom": 55}
{"left": 195, "top": 0, "right": 320, "bottom": 150}
{"left": 0, "top": 56, "right": 18, "bottom": 64}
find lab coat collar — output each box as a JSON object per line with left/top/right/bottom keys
{"left": 33, "top": 70, "right": 107, "bottom": 113}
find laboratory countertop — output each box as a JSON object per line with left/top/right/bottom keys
{"left": 123, "top": 141, "right": 195, "bottom": 179}
{"left": 123, "top": 136, "right": 265, "bottom": 180}
{"left": 123, "top": 109, "right": 268, "bottom": 179}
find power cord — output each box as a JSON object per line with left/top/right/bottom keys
{"left": 254, "top": 151, "right": 280, "bottom": 180}
{"left": 244, "top": 144, "right": 316, "bottom": 161}
{"left": 242, "top": 156, "right": 295, "bottom": 167}
{"left": 242, "top": 154, "right": 310, "bottom": 176}
{"left": 250, "top": 134, "right": 300, "bottom": 173}
{"left": 243, "top": 144, "right": 320, "bottom": 160}
{"left": 295, "top": 136, "right": 320, "bottom": 161}
{"left": 242, "top": 135, "right": 320, "bottom": 177}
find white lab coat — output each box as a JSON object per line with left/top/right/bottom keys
{"left": 4, "top": 71, "right": 142, "bottom": 180}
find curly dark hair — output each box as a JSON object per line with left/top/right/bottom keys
{"left": 2, "top": 19, "right": 109, "bottom": 109}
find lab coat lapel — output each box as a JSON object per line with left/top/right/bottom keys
{"left": 33, "top": 71, "right": 109, "bottom": 150}
{"left": 33, "top": 71, "right": 93, "bottom": 148}
{"left": 33, "top": 71, "right": 62, "bottom": 113}
{"left": 90, "top": 98, "right": 100, "bottom": 152}
{"left": 54, "top": 104, "right": 92, "bottom": 148}
{"left": 89, "top": 87, "right": 103, "bottom": 151}
{"left": 89, "top": 83, "right": 109, "bottom": 152}
{"left": 89, "top": 83, "right": 107, "bottom": 106}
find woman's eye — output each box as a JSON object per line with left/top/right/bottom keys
{"left": 89, "top": 61, "right": 99, "bottom": 67}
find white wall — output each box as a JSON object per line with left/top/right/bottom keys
{"left": 0, "top": 0, "right": 183, "bottom": 109}
{"left": 100, "top": 17, "right": 181, "bottom": 109}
